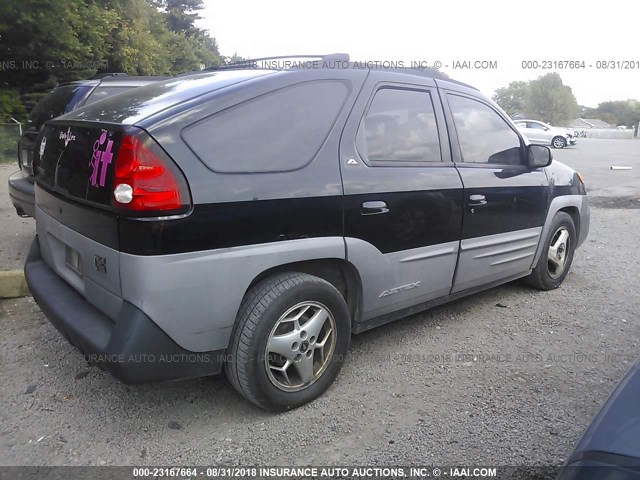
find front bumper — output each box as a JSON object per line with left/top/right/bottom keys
{"left": 24, "top": 237, "right": 225, "bottom": 383}
{"left": 577, "top": 195, "right": 590, "bottom": 248}
{"left": 8, "top": 170, "right": 35, "bottom": 217}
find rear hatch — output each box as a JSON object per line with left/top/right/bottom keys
{"left": 37, "top": 124, "right": 123, "bottom": 207}
{"left": 32, "top": 70, "right": 274, "bottom": 311}
{"left": 33, "top": 120, "right": 191, "bottom": 315}
{"left": 34, "top": 123, "right": 127, "bottom": 314}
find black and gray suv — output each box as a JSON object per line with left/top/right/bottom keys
{"left": 24, "top": 55, "right": 590, "bottom": 411}
{"left": 8, "top": 74, "right": 166, "bottom": 217}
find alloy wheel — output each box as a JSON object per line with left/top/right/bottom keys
{"left": 265, "top": 301, "right": 337, "bottom": 392}
{"left": 547, "top": 226, "right": 570, "bottom": 278}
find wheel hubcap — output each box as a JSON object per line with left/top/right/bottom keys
{"left": 554, "top": 138, "right": 564, "bottom": 148}
{"left": 547, "top": 226, "right": 570, "bottom": 279}
{"left": 265, "top": 301, "right": 337, "bottom": 392}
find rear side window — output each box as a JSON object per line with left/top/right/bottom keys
{"left": 358, "top": 88, "right": 441, "bottom": 163}
{"left": 447, "top": 94, "right": 523, "bottom": 165}
{"left": 83, "top": 86, "right": 132, "bottom": 105}
{"left": 183, "top": 81, "right": 350, "bottom": 173}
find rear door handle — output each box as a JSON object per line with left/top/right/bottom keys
{"left": 361, "top": 201, "right": 389, "bottom": 215}
{"left": 468, "top": 194, "right": 487, "bottom": 206}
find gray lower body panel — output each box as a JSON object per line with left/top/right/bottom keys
{"left": 345, "top": 238, "right": 460, "bottom": 321}
{"left": 119, "top": 237, "right": 346, "bottom": 352}
{"left": 452, "top": 227, "right": 541, "bottom": 293}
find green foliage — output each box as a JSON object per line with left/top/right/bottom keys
{"left": 0, "top": 89, "right": 24, "bottom": 162}
{"left": 526, "top": 73, "right": 578, "bottom": 125}
{"left": 0, "top": 90, "right": 27, "bottom": 122}
{"left": 161, "top": 0, "right": 205, "bottom": 37}
{"left": 0, "top": 0, "right": 223, "bottom": 118}
{"left": 493, "top": 73, "right": 579, "bottom": 125}
{"left": 583, "top": 100, "right": 640, "bottom": 128}
{"left": 492, "top": 81, "right": 529, "bottom": 116}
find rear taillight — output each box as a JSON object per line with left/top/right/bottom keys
{"left": 112, "top": 132, "right": 190, "bottom": 214}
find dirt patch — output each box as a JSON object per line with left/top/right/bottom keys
{"left": 589, "top": 196, "right": 640, "bottom": 209}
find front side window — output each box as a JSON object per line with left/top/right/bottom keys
{"left": 448, "top": 94, "right": 523, "bottom": 165}
{"left": 527, "top": 122, "right": 546, "bottom": 130}
{"left": 358, "top": 88, "right": 441, "bottom": 163}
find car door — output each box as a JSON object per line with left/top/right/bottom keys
{"left": 526, "top": 121, "right": 552, "bottom": 144}
{"left": 439, "top": 86, "right": 549, "bottom": 293}
{"left": 340, "top": 72, "right": 464, "bottom": 322}
{"left": 514, "top": 121, "right": 531, "bottom": 140}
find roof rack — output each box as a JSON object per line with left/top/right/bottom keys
{"left": 89, "top": 72, "right": 129, "bottom": 79}
{"left": 203, "top": 53, "right": 350, "bottom": 72}
{"left": 198, "top": 54, "right": 477, "bottom": 90}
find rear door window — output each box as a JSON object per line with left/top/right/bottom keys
{"left": 357, "top": 88, "right": 442, "bottom": 164}
{"left": 182, "top": 81, "right": 350, "bottom": 173}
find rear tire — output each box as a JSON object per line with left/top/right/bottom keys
{"left": 225, "top": 272, "right": 351, "bottom": 411}
{"left": 524, "top": 212, "right": 576, "bottom": 290}
{"left": 552, "top": 136, "right": 567, "bottom": 149}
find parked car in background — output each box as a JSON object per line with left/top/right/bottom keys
{"left": 513, "top": 119, "right": 576, "bottom": 149}
{"left": 8, "top": 74, "right": 168, "bottom": 217}
{"left": 24, "top": 54, "right": 589, "bottom": 411}
{"left": 557, "top": 361, "right": 640, "bottom": 479}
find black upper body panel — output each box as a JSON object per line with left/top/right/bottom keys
{"left": 35, "top": 65, "right": 586, "bottom": 256}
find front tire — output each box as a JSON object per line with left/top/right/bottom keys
{"left": 525, "top": 212, "right": 576, "bottom": 290}
{"left": 552, "top": 136, "right": 567, "bottom": 149}
{"left": 225, "top": 272, "right": 351, "bottom": 411}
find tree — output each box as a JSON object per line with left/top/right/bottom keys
{"left": 162, "top": 0, "right": 204, "bottom": 37}
{"left": 0, "top": 0, "right": 116, "bottom": 88}
{"left": 583, "top": 100, "right": 640, "bottom": 128}
{"left": 526, "top": 73, "right": 579, "bottom": 125}
{"left": 493, "top": 81, "right": 529, "bottom": 116}
{"left": 0, "top": 0, "right": 224, "bottom": 119}
{"left": 155, "top": 0, "right": 220, "bottom": 68}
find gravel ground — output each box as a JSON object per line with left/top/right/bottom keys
{"left": 0, "top": 139, "right": 639, "bottom": 471}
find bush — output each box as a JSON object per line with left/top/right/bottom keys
{"left": 0, "top": 89, "right": 27, "bottom": 123}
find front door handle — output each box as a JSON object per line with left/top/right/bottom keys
{"left": 468, "top": 194, "right": 487, "bottom": 206}
{"left": 361, "top": 201, "right": 389, "bottom": 215}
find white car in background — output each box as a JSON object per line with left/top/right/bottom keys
{"left": 513, "top": 119, "right": 576, "bottom": 149}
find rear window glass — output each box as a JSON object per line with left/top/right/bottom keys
{"left": 27, "top": 85, "right": 93, "bottom": 130}
{"left": 36, "top": 125, "right": 123, "bottom": 206}
{"left": 183, "top": 81, "right": 350, "bottom": 173}
{"left": 59, "top": 70, "right": 275, "bottom": 125}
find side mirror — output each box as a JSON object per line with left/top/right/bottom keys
{"left": 527, "top": 144, "right": 552, "bottom": 168}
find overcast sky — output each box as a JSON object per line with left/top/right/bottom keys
{"left": 198, "top": 0, "right": 638, "bottom": 108}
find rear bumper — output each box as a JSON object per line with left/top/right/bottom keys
{"left": 24, "top": 237, "right": 224, "bottom": 383}
{"left": 8, "top": 170, "right": 35, "bottom": 217}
